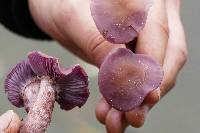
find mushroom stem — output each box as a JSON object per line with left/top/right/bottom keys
{"left": 22, "top": 78, "right": 40, "bottom": 112}
{"left": 20, "top": 77, "right": 55, "bottom": 133}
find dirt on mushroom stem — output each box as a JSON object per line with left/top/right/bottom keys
{"left": 20, "top": 76, "right": 56, "bottom": 133}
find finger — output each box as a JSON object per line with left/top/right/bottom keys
{"left": 136, "top": 0, "right": 168, "bottom": 64}
{"left": 125, "top": 106, "right": 148, "bottom": 128}
{"left": 136, "top": 0, "right": 169, "bottom": 110}
{"left": 126, "top": 0, "right": 187, "bottom": 128}
{"left": 144, "top": 0, "right": 186, "bottom": 107}
{"left": 125, "top": 0, "right": 168, "bottom": 127}
{"left": 161, "top": 0, "right": 187, "bottom": 96}
{"left": 147, "top": 0, "right": 187, "bottom": 102}
{"left": 0, "top": 110, "right": 21, "bottom": 133}
{"left": 95, "top": 98, "right": 111, "bottom": 124}
{"left": 105, "top": 109, "right": 126, "bottom": 133}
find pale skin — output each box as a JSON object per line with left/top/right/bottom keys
{"left": 0, "top": 0, "right": 188, "bottom": 133}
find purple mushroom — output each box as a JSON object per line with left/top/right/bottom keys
{"left": 98, "top": 48, "right": 163, "bottom": 112}
{"left": 90, "top": 0, "right": 152, "bottom": 44}
{"left": 4, "top": 51, "right": 89, "bottom": 133}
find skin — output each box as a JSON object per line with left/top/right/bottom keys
{"left": 0, "top": 0, "right": 188, "bottom": 132}
{"left": 0, "top": 110, "right": 21, "bottom": 133}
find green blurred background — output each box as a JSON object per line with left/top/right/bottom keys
{"left": 0, "top": 0, "right": 199, "bottom": 132}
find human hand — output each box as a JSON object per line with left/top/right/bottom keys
{"left": 28, "top": 0, "right": 188, "bottom": 132}
{"left": 0, "top": 110, "right": 21, "bottom": 133}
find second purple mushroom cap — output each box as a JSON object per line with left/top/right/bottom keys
{"left": 99, "top": 48, "right": 163, "bottom": 112}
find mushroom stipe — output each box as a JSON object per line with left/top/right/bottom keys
{"left": 4, "top": 51, "right": 89, "bottom": 133}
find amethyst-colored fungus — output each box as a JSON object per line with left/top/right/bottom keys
{"left": 98, "top": 48, "right": 163, "bottom": 112}
{"left": 90, "top": 0, "right": 152, "bottom": 44}
{"left": 4, "top": 51, "right": 89, "bottom": 133}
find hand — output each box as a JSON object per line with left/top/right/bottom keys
{"left": 28, "top": 0, "right": 188, "bottom": 132}
{"left": 0, "top": 110, "right": 21, "bottom": 133}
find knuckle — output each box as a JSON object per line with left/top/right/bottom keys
{"left": 149, "top": 18, "right": 169, "bottom": 39}
{"left": 85, "top": 33, "right": 108, "bottom": 65}
{"left": 86, "top": 34, "right": 124, "bottom": 66}
{"left": 177, "top": 48, "right": 188, "bottom": 65}
{"left": 157, "top": 20, "right": 169, "bottom": 36}
{"left": 84, "top": 32, "right": 123, "bottom": 67}
{"left": 85, "top": 32, "right": 106, "bottom": 55}
{"left": 150, "top": 9, "right": 169, "bottom": 36}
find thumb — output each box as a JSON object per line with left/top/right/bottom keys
{"left": 82, "top": 37, "right": 125, "bottom": 67}
{"left": 0, "top": 110, "right": 21, "bottom": 133}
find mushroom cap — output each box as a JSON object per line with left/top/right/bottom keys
{"left": 90, "top": 0, "right": 152, "bottom": 44}
{"left": 4, "top": 51, "right": 89, "bottom": 111}
{"left": 28, "top": 51, "right": 59, "bottom": 77}
{"left": 55, "top": 65, "right": 89, "bottom": 110}
{"left": 98, "top": 48, "right": 163, "bottom": 112}
{"left": 5, "top": 60, "right": 36, "bottom": 107}
{"left": 28, "top": 51, "right": 90, "bottom": 110}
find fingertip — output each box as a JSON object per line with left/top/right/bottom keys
{"left": 125, "top": 106, "right": 148, "bottom": 128}
{"left": 144, "top": 88, "right": 161, "bottom": 107}
{"left": 95, "top": 98, "right": 111, "bottom": 124}
{"left": 7, "top": 111, "right": 21, "bottom": 133}
{"left": 105, "top": 109, "right": 126, "bottom": 133}
{"left": 0, "top": 110, "right": 21, "bottom": 133}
